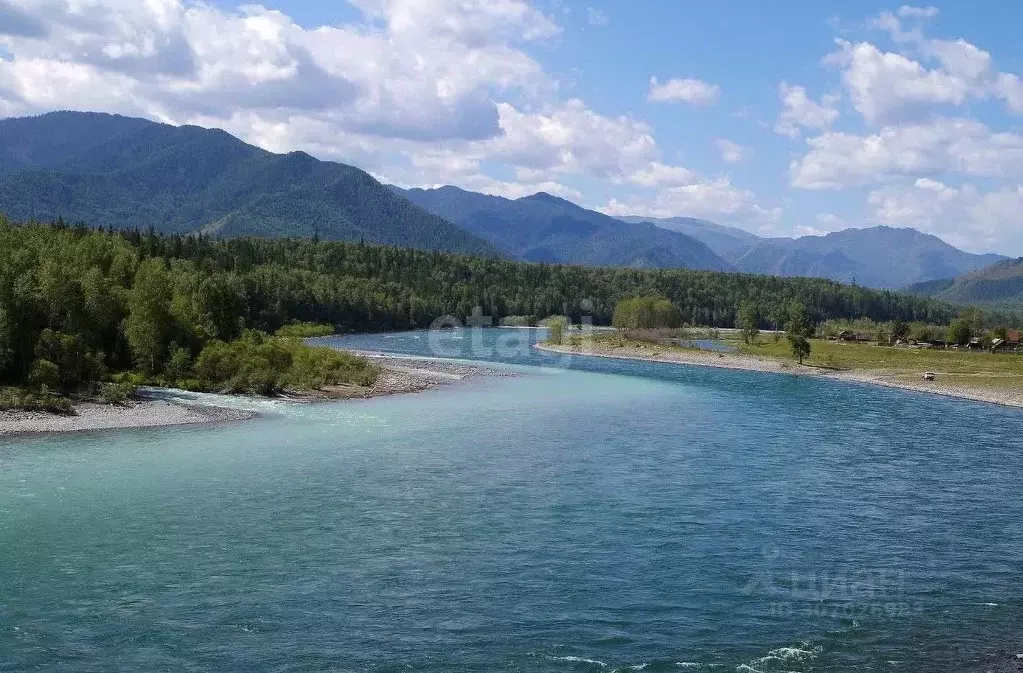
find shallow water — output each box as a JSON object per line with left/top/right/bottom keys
{"left": 2, "top": 328, "right": 1021, "bottom": 672}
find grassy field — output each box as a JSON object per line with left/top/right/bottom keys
{"left": 576, "top": 328, "right": 1023, "bottom": 389}
{"left": 739, "top": 337, "right": 1023, "bottom": 378}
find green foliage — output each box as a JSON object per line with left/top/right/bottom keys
{"left": 274, "top": 322, "right": 336, "bottom": 338}
{"left": 612, "top": 297, "right": 684, "bottom": 329}
{"left": 0, "top": 388, "right": 75, "bottom": 415}
{"left": 892, "top": 319, "right": 908, "bottom": 342}
{"left": 499, "top": 315, "right": 535, "bottom": 327}
{"left": 0, "top": 219, "right": 983, "bottom": 402}
{"left": 124, "top": 258, "right": 173, "bottom": 373}
{"left": 736, "top": 300, "right": 760, "bottom": 345}
{"left": 28, "top": 359, "right": 60, "bottom": 391}
{"left": 192, "top": 333, "right": 378, "bottom": 394}
{"left": 786, "top": 302, "right": 814, "bottom": 364}
{"left": 948, "top": 318, "right": 974, "bottom": 346}
{"left": 99, "top": 381, "right": 137, "bottom": 406}
{"left": 0, "top": 112, "right": 500, "bottom": 257}
{"left": 544, "top": 317, "right": 568, "bottom": 345}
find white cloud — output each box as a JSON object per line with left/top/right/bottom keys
{"left": 867, "top": 178, "right": 1023, "bottom": 254}
{"left": 897, "top": 5, "right": 939, "bottom": 19}
{"left": 0, "top": 0, "right": 781, "bottom": 237}
{"left": 647, "top": 76, "right": 720, "bottom": 106}
{"left": 488, "top": 99, "right": 661, "bottom": 180}
{"left": 600, "top": 178, "right": 781, "bottom": 227}
{"left": 0, "top": 0, "right": 558, "bottom": 142}
{"left": 825, "top": 39, "right": 978, "bottom": 124}
{"left": 715, "top": 138, "right": 751, "bottom": 163}
{"left": 586, "top": 7, "right": 608, "bottom": 26}
{"left": 775, "top": 83, "right": 839, "bottom": 137}
{"left": 791, "top": 117, "right": 1023, "bottom": 189}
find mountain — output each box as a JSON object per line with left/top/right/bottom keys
{"left": 0, "top": 111, "right": 501, "bottom": 256}
{"left": 394, "top": 186, "right": 734, "bottom": 271}
{"left": 617, "top": 215, "right": 761, "bottom": 258}
{"left": 618, "top": 213, "right": 1005, "bottom": 289}
{"left": 731, "top": 227, "right": 1006, "bottom": 289}
{"left": 905, "top": 257, "right": 1023, "bottom": 306}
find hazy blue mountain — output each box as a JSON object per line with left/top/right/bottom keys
{"left": 619, "top": 210, "right": 1006, "bottom": 289}
{"left": 394, "top": 186, "right": 734, "bottom": 271}
{"left": 905, "top": 257, "right": 1023, "bottom": 307}
{"left": 0, "top": 111, "right": 501, "bottom": 256}
{"left": 617, "top": 215, "right": 761, "bottom": 258}
{"left": 732, "top": 227, "right": 1007, "bottom": 289}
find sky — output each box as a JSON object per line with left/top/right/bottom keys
{"left": 2, "top": 1, "right": 1023, "bottom": 255}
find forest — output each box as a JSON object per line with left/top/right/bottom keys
{"left": 0, "top": 218, "right": 996, "bottom": 403}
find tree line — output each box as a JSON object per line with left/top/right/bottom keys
{"left": 0, "top": 218, "right": 977, "bottom": 393}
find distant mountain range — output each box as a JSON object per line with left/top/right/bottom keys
{"left": 0, "top": 111, "right": 1011, "bottom": 290}
{"left": 0, "top": 111, "right": 500, "bottom": 256}
{"left": 906, "top": 258, "right": 1023, "bottom": 306}
{"left": 617, "top": 216, "right": 761, "bottom": 258}
{"left": 623, "top": 216, "right": 1005, "bottom": 289}
{"left": 395, "top": 186, "right": 732, "bottom": 270}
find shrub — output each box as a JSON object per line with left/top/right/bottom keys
{"left": 99, "top": 382, "right": 137, "bottom": 406}
{"left": 0, "top": 388, "right": 75, "bottom": 415}
{"left": 28, "top": 358, "right": 61, "bottom": 391}
{"left": 274, "top": 322, "right": 335, "bottom": 338}
{"left": 192, "top": 332, "right": 379, "bottom": 394}
{"left": 544, "top": 317, "right": 568, "bottom": 345}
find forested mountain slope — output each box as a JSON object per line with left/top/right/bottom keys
{"left": 396, "top": 186, "right": 733, "bottom": 271}
{"left": 0, "top": 112, "right": 500, "bottom": 256}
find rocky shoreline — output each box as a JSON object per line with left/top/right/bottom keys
{"left": 0, "top": 356, "right": 512, "bottom": 437}
{"left": 0, "top": 399, "right": 256, "bottom": 437}
{"left": 536, "top": 342, "right": 1023, "bottom": 410}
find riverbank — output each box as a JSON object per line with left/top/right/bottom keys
{"left": 0, "top": 399, "right": 257, "bottom": 436}
{"left": 536, "top": 340, "right": 1023, "bottom": 409}
{"left": 0, "top": 357, "right": 512, "bottom": 437}
{"left": 285, "top": 355, "right": 514, "bottom": 401}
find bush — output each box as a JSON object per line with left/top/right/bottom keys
{"left": 99, "top": 382, "right": 137, "bottom": 406}
{"left": 544, "top": 317, "right": 568, "bottom": 345}
{"left": 28, "top": 358, "right": 61, "bottom": 391}
{"left": 274, "top": 322, "right": 335, "bottom": 338}
{"left": 192, "top": 332, "right": 379, "bottom": 394}
{"left": 0, "top": 388, "right": 75, "bottom": 415}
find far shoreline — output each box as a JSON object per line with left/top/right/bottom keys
{"left": 534, "top": 341, "right": 1023, "bottom": 410}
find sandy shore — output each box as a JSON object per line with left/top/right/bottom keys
{"left": 0, "top": 399, "right": 256, "bottom": 437}
{"left": 0, "top": 357, "right": 513, "bottom": 437}
{"left": 537, "top": 341, "right": 1023, "bottom": 409}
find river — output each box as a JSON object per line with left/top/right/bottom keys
{"left": 1, "top": 328, "right": 1021, "bottom": 672}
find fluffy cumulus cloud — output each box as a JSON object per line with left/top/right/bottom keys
{"left": 781, "top": 6, "right": 1023, "bottom": 252}
{"left": 647, "top": 76, "right": 720, "bottom": 106}
{"left": 775, "top": 83, "right": 839, "bottom": 137}
{"left": 868, "top": 178, "right": 1023, "bottom": 253}
{"left": 0, "top": 0, "right": 777, "bottom": 224}
{"left": 600, "top": 178, "right": 781, "bottom": 229}
{"left": 791, "top": 118, "right": 1023, "bottom": 189}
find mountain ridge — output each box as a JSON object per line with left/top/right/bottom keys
{"left": 905, "top": 257, "right": 1023, "bottom": 307}
{"left": 617, "top": 214, "right": 1005, "bottom": 289}
{"left": 394, "top": 185, "right": 734, "bottom": 271}
{"left": 0, "top": 111, "right": 502, "bottom": 256}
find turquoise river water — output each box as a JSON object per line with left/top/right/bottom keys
{"left": 1, "top": 328, "right": 1021, "bottom": 672}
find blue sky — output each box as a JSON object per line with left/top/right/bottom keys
{"left": 2, "top": 0, "right": 1023, "bottom": 254}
